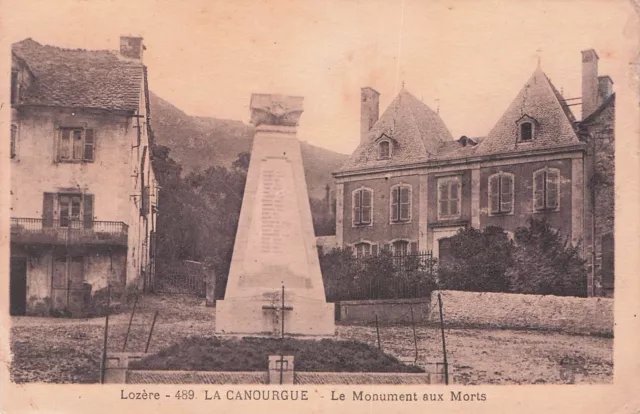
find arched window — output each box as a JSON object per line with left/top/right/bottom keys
{"left": 378, "top": 140, "right": 391, "bottom": 159}
{"left": 352, "top": 187, "right": 373, "bottom": 226}
{"left": 533, "top": 167, "right": 560, "bottom": 211}
{"left": 354, "top": 242, "right": 374, "bottom": 258}
{"left": 488, "top": 172, "right": 515, "bottom": 214}
{"left": 390, "top": 184, "right": 411, "bottom": 223}
{"left": 392, "top": 240, "right": 410, "bottom": 256}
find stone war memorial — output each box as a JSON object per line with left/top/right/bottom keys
{"left": 215, "top": 93, "right": 335, "bottom": 337}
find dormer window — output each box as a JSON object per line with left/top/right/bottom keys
{"left": 375, "top": 133, "right": 396, "bottom": 160}
{"left": 520, "top": 122, "right": 533, "bottom": 141}
{"left": 516, "top": 115, "right": 538, "bottom": 142}
{"left": 379, "top": 141, "right": 390, "bottom": 159}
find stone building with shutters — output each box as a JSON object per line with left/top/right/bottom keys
{"left": 9, "top": 36, "right": 159, "bottom": 316}
{"left": 333, "top": 49, "right": 615, "bottom": 297}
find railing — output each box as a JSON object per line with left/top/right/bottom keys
{"left": 10, "top": 218, "right": 128, "bottom": 246}
{"left": 321, "top": 251, "right": 437, "bottom": 302}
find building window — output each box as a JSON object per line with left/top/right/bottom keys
{"left": 392, "top": 240, "right": 409, "bottom": 256}
{"left": 352, "top": 188, "right": 373, "bottom": 226}
{"left": 390, "top": 184, "right": 411, "bottom": 223}
{"left": 533, "top": 168, "right": 560, "bottom": 211}
{"left": 520, "top": 122, "right": 533, "bottom": 141}
{"left": 354, "top": 242, "right": 373, "bottom": 258}
{"left": 437, "top": 176, "right": 461, "bottom": 219}
{"left": 57, "top": 127, "right": 95, "bottom": 162}
{"left": 42, "top": 192, "right": 94, "bottom": 229}
{"left": 378, "top": 140, "right": 391, "bottom": 159}
{"left": 10, "top": 125, "right": 17, "bottom": 158}
{"left": 488, "top": 172, "right": 514, "bottom": 215}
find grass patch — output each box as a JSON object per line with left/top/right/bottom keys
{"left": 128, "top": 336, "right": 424, "bottom": 373}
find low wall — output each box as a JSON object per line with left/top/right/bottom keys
{"left": 429, "top": 290, "right": 613, "bottom": 336}
{"left": 337, "top": 298, "right": 430, "bottom": 324}
{"left": 335, "top": 291, "right": 613, "bottom": 336}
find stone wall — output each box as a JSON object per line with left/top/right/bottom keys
{"left": 337, "top": 298, "right": 430, "bottom": 324}
{"left": 428, "top": 290, "right": 613, "bottom": 336}
{"left": 335, "top": 290, "right": 613, "bottom": 336}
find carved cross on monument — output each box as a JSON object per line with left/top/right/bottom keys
{"left": 262, "top": 285, "right": 293, "bottom": 338}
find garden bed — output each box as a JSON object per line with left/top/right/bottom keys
{"left": 128, "top": 336, "right": 424, "bottom": 373}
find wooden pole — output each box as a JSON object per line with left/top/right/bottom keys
{"left": 410, "top": 305, "right": 418, "bottom": 363}
{"left": 145, "top": 310, "right": 158, "bottom": 353}
{"left": 375, "top": 314, "right": 381, "bottom": 350}
{"left": 280, "top": 285, "right": 285, "bottom": 385}
{"left": 437, "top": 293, "right": 449, "bottom": 385}
{"left": 122, "top": 295, "right": 139, "bottom": 352}
{"left": 99, "top": 284, "right": 111, "bottom": 384}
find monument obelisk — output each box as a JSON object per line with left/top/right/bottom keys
{"left": 215, "top": 94, "right": 335, "bottom": 337}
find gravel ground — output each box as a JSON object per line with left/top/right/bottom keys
{"left": 9, "top": 294, "right": 612, "bottom": 384}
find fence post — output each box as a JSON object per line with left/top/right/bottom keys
{"left": 410, "top": 305, "right": 418, "bottom": 363}
{"left": 437, "top": 293, "right": 449, "bottom": 385}
{"left": 122, "top": 295, "right": 139, "bottom": 352}
{"left": 145, "top": 310, "right": 159, "bottom": 353}
{"left": 99, "top": 284, "right": 111, "bottom": 384}
{"left": 375, "top": 314, "right": 381, "bottom": 350}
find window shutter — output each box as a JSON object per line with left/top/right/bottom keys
{"left": 546, "top": 170, "right": 559, "bottom": 209}
{"left": 391, "top": 187, "right": 399, "bottom": 221}
{"left": 42, "top": 193, "right": 55, "bottom": 228}
{"left": 533, "top": 171, "right": 545, "bottom": 210}
{"left": 72, "top": 129, "right": 84, "bottom": 160}
{"left": 382, "top": 243, "right": 391, "bottom": 251}
{"left": 450, "top": 181, "right": 459, "bottom": 216}
{"left": 59, "top": 129, "right": 70, "bottom": 160}
{"left": 353, "top": 190, "right": 361, "bottom": 224}
{"left": 371, "top": 244, "right": 378, "bottom": 256}
{"left": 141, "top": 186, "right": 150, "bottom": 216}
{"left": 489, "top": 175, "right": 500, "bottom": 213}
{"left": 83, "top": 194, "right": 94, "bottom": 229}
{"left": 400, "top": 187, "right": 410, "bottom": 221}
{"left": 361, "top": 190, "right": 372, "bottom": 224}
{"left": 84, "top": 129, "right": 95, "bottom": 161}
{"left": 501, "top": 174, "right": 514, "bottom": 213}
{"left": 410, "top": 241, "right": 418, "bottom": 254}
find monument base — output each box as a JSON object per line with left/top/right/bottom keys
{"left": 215, "top": 296, "right": 335, "bottom": 337}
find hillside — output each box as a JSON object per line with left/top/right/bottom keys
{"left": 149, "top": 92, "right": 349, "bottom": 199}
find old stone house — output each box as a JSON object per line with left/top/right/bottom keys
{"left": 332, "top": 49, "right": 614, "bottom": 297}
{"left": 9, "top": 36, "right": 159, "bottom": 316}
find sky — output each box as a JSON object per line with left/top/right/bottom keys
{"left": 2, "top": 0, "right": 637, "bottom": 154}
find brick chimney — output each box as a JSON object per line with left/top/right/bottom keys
{"left": 360, "top": 87, "right": 380, "bottom": 144}
{"left": 581, "top": 49, "right": 599, "bottom": 119}
{"left": 120, "top": 36, "right": 145, "bottom": 61}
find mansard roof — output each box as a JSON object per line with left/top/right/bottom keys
{"left": 338, "top": 90, "right": 453, "bottom": 172}
{"left": 12, "top": 38, "right": 143, "bottom": 112}
{"left": 474, "top": 67, "right": 581, "bottom": 156}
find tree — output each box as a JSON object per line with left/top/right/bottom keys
{"left": 437, "top": 226, "right": 515, "bottom": 292}
{"left": 507, "top": 217, "right": 587, "bottom": 297}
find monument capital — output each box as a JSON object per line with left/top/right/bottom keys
{"left": 250, "top": 94, "right": 304, "bottom": 127}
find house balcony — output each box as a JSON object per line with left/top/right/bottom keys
{"left": 10, "top": 218, "right": 128, "bottom": 247}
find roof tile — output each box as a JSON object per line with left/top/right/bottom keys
{"left": 12, "top": 38, "right": 143, "bottom": 112}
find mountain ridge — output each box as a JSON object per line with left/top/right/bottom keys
{"left": 149, "top": 91, "right": 348, "bottom": 199}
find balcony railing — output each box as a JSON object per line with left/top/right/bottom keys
{"left": 10, "top": 218, "right": 128, "bottom": 246}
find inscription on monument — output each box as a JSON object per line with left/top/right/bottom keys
{"left": 260, "top": 164, "right": 286, "bottom": 255}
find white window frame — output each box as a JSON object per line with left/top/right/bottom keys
{"left": 352, "top": 186, "right": 374, "bottom": 227}
{"left": 389, "top": 183, "right": 412, "bottom": 224}
{"left": 533, "top": 167, "right": 561, "bottom": 212}
{"left": 390, "top": 239, "right": 411, "bottom": 256}
{"left": 488, "top": 172, "right": 515, "bottom": 216}
{"left": 351, "top": 240, "right": 377, "bottom": 258}
{"left": 519, "top": 121, "right": 535, "bottom": 142}
{"left": 56, "top": 126, "right": 95, "bottom": 162}
{"left": 437, "top": 176, "right": 462, "bottom": 220}
{"left": 378, "top": 139, "right": 392, "bottom": 160}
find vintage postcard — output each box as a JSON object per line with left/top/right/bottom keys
{"left": 1, "top": 0, "right": 639, "bottom": 412}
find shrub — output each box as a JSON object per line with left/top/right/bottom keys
{"left": 507, "top": 218, "right": 587, "bottom": 297}
{"left": 437, "top": 226, "right": 515, "bottom": 292}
